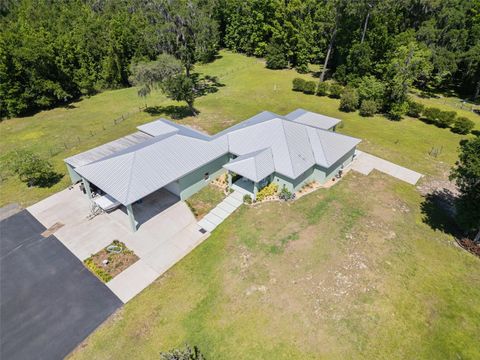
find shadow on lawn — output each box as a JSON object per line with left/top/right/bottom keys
{"left": 144, "top": 105, "right": 198, "bottom": 119}
{"left": 420, "top": 189, "right": 461, "bottom": 237}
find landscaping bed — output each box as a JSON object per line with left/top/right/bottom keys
{"left": 84, "top": 240, "right": 138, "bottom": 283}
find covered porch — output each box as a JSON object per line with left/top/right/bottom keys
{"left": 223, "top": 148, "right": 275, "bottom": 201}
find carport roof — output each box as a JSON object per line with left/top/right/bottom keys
{"left": 64, "top": 131, "right": 152, "bottom": 168}
{"left": 75, "top": 134, "right": 228, "bottom": 205}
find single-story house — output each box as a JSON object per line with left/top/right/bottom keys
{"left": 64, "top": 109, "right": 360, "bottom": 231}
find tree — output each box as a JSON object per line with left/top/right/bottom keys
{"left": 130, "top": 54, "right": 197, "bottom": 115}
{"left": 384, "top": 39, "right": 433, "bottom": 113}
{"left": 265, "top": 41, "right": 288, "bottom": 69}
{"left": 155, "top": 0, "right": 219, "bottom": 76}
{"left": 319, "top": 0, "right": 342, "bottom": 82}
{"left": 129, "top": 54, "right": 183, "bottom": 97}
{"left": 6, "top": 150, "right": 61, "bottom": 187}
{"left": 163, "top": 74, "right": 197, "bottom": 115}
{"left": 449, "top": 137, "right": 480, "bottom": 243}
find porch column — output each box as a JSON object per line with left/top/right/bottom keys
{"left": 227, "top": 171, "right": 232, "bottom": 188}
{"left": 253, "top": 182, "right": 259, "bottom": 201}
{"left": 82, "top": 177, "right": 93, "bottom": 200}
{"left": 126, "top": 204, "right": 137, "bottom": 232}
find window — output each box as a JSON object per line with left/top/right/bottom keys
{"left": 204, "top": 172, "right": 210, "bottom": 181}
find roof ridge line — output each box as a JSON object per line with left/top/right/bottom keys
{"left": 124, "top": 152, "right": 138, "bottom": 205}
{"left": 279, "top": 120, "right": 296, "bottom": 177}
{"left": 304, "top": 127, "right": 317, "bottom": 166}
{"left": 316, "top": 129, "right": 330, "bottom": 166}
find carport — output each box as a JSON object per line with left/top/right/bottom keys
{"left": 0, "top": 210, "right": 122, "bottom": 360}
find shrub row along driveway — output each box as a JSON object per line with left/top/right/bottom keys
{"left": 0, "top": 210, "right": 122, "bottom": 360}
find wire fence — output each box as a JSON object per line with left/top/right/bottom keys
{"left": 42, "top": 105, "right": 149, "bottom": 159}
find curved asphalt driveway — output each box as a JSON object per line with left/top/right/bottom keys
{"left": 0, "top": 210, "right": 122, "bottom": 360}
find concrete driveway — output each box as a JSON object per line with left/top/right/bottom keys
{"left": 0, "top": 210, "right": 121, "bottom": 360}
{"left": 351, "top": 150, "right": 423, "bottom": 185}
{"left": 28, "top": 185, "right": 208, "bottom": 303}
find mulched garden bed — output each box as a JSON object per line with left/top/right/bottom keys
{"left": 84, "top": 240, "right": 139, "bottom": 283}
{"left": 458, "top": 238, "right": 480, "bottom": 257}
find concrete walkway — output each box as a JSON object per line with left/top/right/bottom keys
{"left": 197, "top": 190, "right": 244, "bottom": 232}
{"left": 351, "top": 150, "right": 423, "bottom": 185}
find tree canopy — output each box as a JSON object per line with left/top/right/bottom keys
{"left": 1, "top": 0, "right": 479, "bottom": 118}
{"left": 450, "top": 136, "right": 480, "bottom": 243}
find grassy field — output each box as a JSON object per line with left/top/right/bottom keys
{"left": 2, "top": 50, "right": 480, "bottom": 358}
{"left": 1, "top": 50, "right": 479, "bottom": 207}
{"left": 69, "top": 172, "right": 480, "bottom": 359}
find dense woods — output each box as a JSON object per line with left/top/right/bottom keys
{"left": 0, "top": 0, "right": 479, "bottom": 118}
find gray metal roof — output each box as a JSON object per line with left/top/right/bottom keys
{"left": 64, "top": 131, "right": 153, "bottom": 168}
{"left": 223, "top": 116, "right": 358, "bottom": 179}
{"left": 69, "top": 110, "right": 360, "bottom": 205}
{"left": 285, "top": 108, "right": 341, "bottom": 130}
{"left": 137, "top": 119, "right": 179, "bottom": 137}
{"left": 138, "top": 118, "right": 211, "bottom": 140}
{"left": 75, "top": 134, "right": 228, "bottom": 205}
{"left": 224, "top": 148, "right": 274, "bottom": 182}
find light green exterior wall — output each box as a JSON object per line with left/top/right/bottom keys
{"left": 165, "top": 154, "right": 230, "bottom": 200}
{"left": 271, "top": 147, "right": 356, "bottom": 192}
{"left": 66, "top": 163, "right": 82, "bottom": 184}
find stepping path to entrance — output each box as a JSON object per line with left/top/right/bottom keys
{"left": 198, "top": 190, "right": 244, "bottom": 232}
{"left": 351, "top": 150, "right": 423, "bottom": 185}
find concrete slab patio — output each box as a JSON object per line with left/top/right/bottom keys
{"left": 28, "top": 185, "right": 209, "bottom": 303}
{"left": 351, "top": 150, "right": 423, "bottom": 185}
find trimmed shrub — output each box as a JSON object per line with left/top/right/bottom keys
{"left": 278, "top": 186, "right": 295, "bottom": 201}
{"left": 316, "top": 82, "right": 329, "bottom": 96}
{"left": 437, "top": 110, "right": 456, "bottom": 128}
{"left": 256, "top": 182, "right": 278, "bottom": 202}
{"left": 339, "top": 87, "right": 359, "bottom": 112}
{"left": 329, "top": 83, "right": 343, "bottom": 98}
{"left": 423, "top": 107, "right": 442, "bottom": 124}
{"left": 359, "top": 100, "right": 378, "bottom": 117}
{"left": 303, "top": 81, "right": 317, "bottom": 94}
{"left": 243, "top": 194, "right": 252, "bottom": 204}
{"left": 451, "top": 116, "right": 475, "bottom": 134}
{"left": 387, "top": 102, "right": 408, "bottom": 120}
{"left": 292, "top": 78, "right": 305, "bottom": 92}
{"left": 296, "top": 63, "right": 309, "bottom": 74}
{"left": 406, "top": 100, "right": 424, "bottom": 118}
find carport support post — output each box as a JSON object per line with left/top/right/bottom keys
{"left": 126, "top": 204, "right": 137, "bottom": 232}
{"left": 82, "top": 178, "right": 93, "bottom": 200}
{"left": 253, "top": 182, "right": 258, "bottom": 201}
{"left": 227, "top": 171, "right": 232, "bottom": 188}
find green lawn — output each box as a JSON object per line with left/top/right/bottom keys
{"left": 69, "top": 172, "right": 480, "bottom": 359}
{"left": 1, "top": 50, "right": 479, "bottom": 207}
{"left": 186, "top": 183, "right": 225, "bottom": 219}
